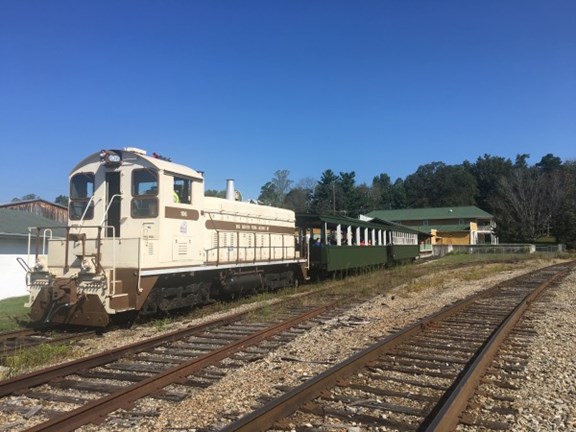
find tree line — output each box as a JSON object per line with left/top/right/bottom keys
{"left": 10, "top": 153, "right": 576, "bottom": 246}
{"left": 255, "top": 153, "right": 576, "bottom": 246}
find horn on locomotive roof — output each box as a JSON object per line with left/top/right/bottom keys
{"left": 151, "top": 151, "right": 171, "bottom": 161}
{"left": 123, "top": 147, "right": 147, "bottom": 155}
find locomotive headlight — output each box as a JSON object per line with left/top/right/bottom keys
{"left": 81, "top": 258, "right": 94, "bottom": 273}
{"left": 100, "top": 150, "right": 122, "bottom": 167}
{"left": 34, "top": 257, "right": 46, "bottom": 271}
{"left": 106, "top": 153, "right": 121, "bottom": 164}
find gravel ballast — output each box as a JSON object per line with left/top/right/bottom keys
{"left": 153, "top": 259, "right": 576, "bottom": 431}
{"left": 2, "top": 258, "right": 574, "bottom": 431}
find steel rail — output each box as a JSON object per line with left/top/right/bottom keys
{"left": 219, "top": 261, "right": 574, "bottom": 432}
{"left": 24, "top": 302, "right": 337, "bottom": 432}
{"left": 0, "top": 330, "right": 98, "bottom": 360}
{"left": 0, "top": 282, "right": 334, "bottom": 397}
{"left": 0, "top": 328, "right": 37, "bottom": 343}
{"left": 0, "top": 305, "right": 274, "bottom": 397}
{"left": 421, "top": 264, "right": 572, "bottom": 431}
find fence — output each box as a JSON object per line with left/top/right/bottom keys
{"left": 432, "top": 243, "right": 566, "bottom": 257}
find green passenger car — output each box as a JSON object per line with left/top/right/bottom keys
{"left": 296, "top": 214, "right": 420, "bottom": 278}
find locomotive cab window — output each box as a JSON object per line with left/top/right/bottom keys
{"left": 131, "top": 169, "right": 159, "bottom": 218}
{"left": 172, "top": 176, "right": 191, "bottom": 204}
{"left": 69, "top": 173, "right": 95, "bottom": 220}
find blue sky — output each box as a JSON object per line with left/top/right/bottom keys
{"left": 1, "top": 1, "right": 574, "bottom": 203}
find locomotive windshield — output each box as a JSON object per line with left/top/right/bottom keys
{"left": 69, "top": 173, "right": 95, "bottom": 220}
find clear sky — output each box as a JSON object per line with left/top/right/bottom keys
{"left": 1, "top": 1, "right": 574, "bottom": 203}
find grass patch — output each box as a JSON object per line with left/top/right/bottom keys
{"left": 0, "top": 296, "right": 29, "bottom": 331}
{"left": 151, "top": 317, "right": 175, "bottom": 332}
{"left": 457, "top": 263, "right": 513, "bottom": 281}
{"left": 322, "top": 252, "right": 567, "bottom": 301}
{"left": 403, "top": 273, "right": 448, "bottom": 295}
{"left": 3, "top": 343, "right": 75, "bottom": 376}
{"left": 244, "top": 294, "right": 276, "bottom": 322}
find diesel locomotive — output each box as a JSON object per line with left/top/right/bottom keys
{"left": 22, "top": 148, "right": 420, "bottom": 327}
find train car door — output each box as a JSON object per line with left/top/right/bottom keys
{"left": 106, "top": 172, "right": 121, "bottom": 237}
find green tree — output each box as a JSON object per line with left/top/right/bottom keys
{"left": 356, "top": 183, "right": 376, "bottom": 216}
{"left": 514, "top": 153, "right": 530, "bottom": 169}
{"left": 205, "top": 189, "right": 226, "bottom": 198}
{"left": 54, "top": 195, "right": 68, "bottom": 206}
{"left": 404, "top": 162, "right": 476, "bottom": 208}
{"left": 391, "top": 178, "right": 407, "bottom": 209}
{"left": 371, "top": 173, "right": 394, "bottom": 209}
{"left": 284, "top": 177, "right": 315, "bottom": 213}
{"left": 12, "top": 193, "right": 40, "bottom": 202}
{"left": 284, "top": 187, "right": 312, "bottom": 213}
{"left": 465, "top": 154, "right": 513, "bottom": 214}
{"left": 258, "top": 182, "right": 281, "bottom": 206}
{"left": 257, "top": 169, "right": 294, "bottom": 207}
{"left": 339, "top": 171, "right": 362, "bottom": 217}
{"left": 551, "top": 161, "right": 576, "bottom": 245}
{"left": 404, "top": 162, "right": 444, "bottom": 208}
{"left": 536, "top": 153, "right": 562, "bottom": 172}
{"left": 435, "top": 164, "right": 478, "bottom": 207}
{"left": 311, "top": 170, "right": 340, "bottom": 215}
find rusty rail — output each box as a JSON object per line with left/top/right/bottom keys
{"left": 23, "top": 302, "right": 337, "bottom": 432}
{"left": 220, "top": 261, "right": 575, "bottom": 431}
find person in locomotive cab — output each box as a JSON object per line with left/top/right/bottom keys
{"left": 173, "top": 189, "right": 180, "bottom": 203}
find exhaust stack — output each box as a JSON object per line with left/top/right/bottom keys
{"left": 226, "top": 179, "right": 235, "bottom": 201}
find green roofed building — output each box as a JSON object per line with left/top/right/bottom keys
{"left": 365, "top": 206, "right": 497, "bottom": 246}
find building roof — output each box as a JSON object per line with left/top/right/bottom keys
{"left": 368, "top": 217, "right": 430, "bottom": 236}
{"left": 0, "top": 199, "right": 67, "bottom": 210}
{"left": 366, "top": 206, "right": 493, "bottom": 222}
{"left": 0, "top": 208, "right": 66, "bottom": 238}
{"left": 428, "top": 224, "right": 471, "bottom": 232}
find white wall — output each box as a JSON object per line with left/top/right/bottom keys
{"left": 0, "top": 254, "right": 29, "bottom": 300}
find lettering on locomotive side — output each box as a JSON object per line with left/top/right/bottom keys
{"left": 236, "top": 224, "right": 270, "bottom": 231}
{"left": 206, "top": 220, "right": 293, "bottom": 234}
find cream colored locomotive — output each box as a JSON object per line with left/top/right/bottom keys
{"left": 26, "top": 148, "right": 307, "bottom": 326}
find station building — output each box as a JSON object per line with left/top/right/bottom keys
{"left": 364, "top": 206, "right": 497, "bottom": 246}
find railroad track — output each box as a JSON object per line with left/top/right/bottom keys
{"left": 0, "top": 328, "right": 98, "bottom": 364}
{"left": 219, "top": 261, "right": 574, "bottom": 431}
{"left": 0, "top": 297, "right": 363, "bottom": 432}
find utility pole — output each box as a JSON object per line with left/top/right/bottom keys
{"left": 332, "top": 182, "right": 336, "bottom": 215}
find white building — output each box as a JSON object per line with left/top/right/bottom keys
{"left": 0, "top": 208, "right": 65, "bottom": 300}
